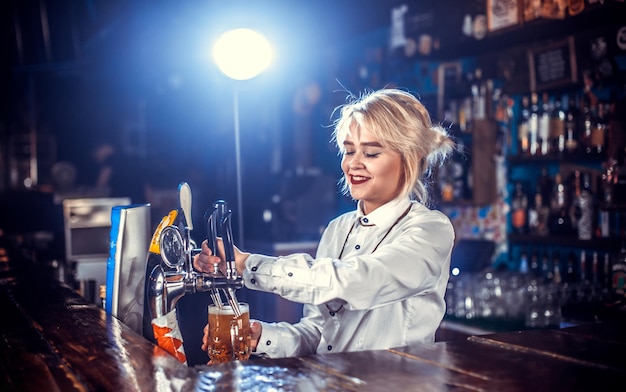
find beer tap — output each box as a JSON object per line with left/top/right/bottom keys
{"left": 145, "top": 182, "right": 244, "bottom": 325}
{"left": 205, "top": 200, "right": 243, "bottom": 317}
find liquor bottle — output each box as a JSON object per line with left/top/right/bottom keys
{"left": 538, "top": 92, "right": 551, "bottom": 155}
{"left": 537, "top": 167, "right": 553, "bottom": 210}
{"left": 549, "top": 173, "right": 573, "bottom": 235}
{"left": 591, "top": 251, "right": 599, "bottom": 286}
{"left": 471, "top": 68, "right": 486, "bottom": 120}
{"left": 518, "top": 96, "right": 530, "bottom": 155}
{"left": 527, "top": 188, "right": 538, "bottom": 234}
{"left": 580, "top": 250, "right": 588, "bottom": 284}
{"left": 580, "top": 94, "right": 594, "bottom": 154}
{"left": 511, "top": 181, "right": 528, "bottom": 234}
{"left": 553, "top": 253, "right": 562, "bottom": 284}
{"left": 603, "top": 253, "right": 611, "bottom": 292}
{"left": 528, "top": 185, "right": 550, "bottom": 236}
{"left": 564, "top": 252, "right": 577, "bottom": 283}
{"left": 589, "top": 102, "right": 607, "bottom": 155}
{"left": 564, "top": 96, "right": 580, "bottom": 154}
{"left": 530, "top": 250, "right": 541, "bottom": 277}
{"left": 572, "top": 170, "right": 594, "bottom": 240}
{"left": 541, "top": 253, "right": 553, "bottom": 282}
{"left": 520, "top": 251, "right": 529, "bottom": 274}
{"left": 612, "top": 239, "right": 626, "bottom": 299}
{"left": 529, "top": 92, "right": 540, "bottom": 156}
{"left": 459, "top": 73, "right": 473, "bottom": 132}
{"left": 550, "top": 96, "right": 566, "bottom": 155}
{"left": 599, "top": 159, "right": 617, "bottom": 209}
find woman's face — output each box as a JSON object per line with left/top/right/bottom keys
{"left": 341, "top": 126, "right": 403, "bottom": 215}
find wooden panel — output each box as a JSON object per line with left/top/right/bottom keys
{"left": 393, "top": 340, "right": 623, "bottom": 391}
{"left": 0, "top": 256, "right": 193, "bottom": 391}
{"left": 470, "top": 119, "right": 498, "bottom": 205}
{"left": 303, "top": 349, "right": 493, "bottom": 391}
{"left": 468, "top": 327, "right": 626, "bottom": 372}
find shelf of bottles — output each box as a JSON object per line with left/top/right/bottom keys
{"left": 506, "top": 75, "right": 626, "bottom": 303}
{"left": 509, "top": 89, "right": 625, "bottom": 235}
{"left": 436, "top": 2, "right": 626, "bottom": 330}
{"left": 436, "top": 65, "right": 508, "bottom": 207}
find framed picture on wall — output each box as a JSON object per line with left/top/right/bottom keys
{"left": 436, "top": 62, "right": 462, "bottom": 122}
{"left": 527, "top": 37, "right": 577, "bottom": 92}
{"left": 487, "top": 0, "right": 522, "bottom": 32}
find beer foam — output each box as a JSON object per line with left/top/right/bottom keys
{"left": 209, "top": 303, "right": 248, "bottom": 316}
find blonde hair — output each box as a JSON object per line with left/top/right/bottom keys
{"left": 332, "top": 89, "right": 455, "bottom": 206}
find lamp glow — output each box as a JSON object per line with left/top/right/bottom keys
{"left": 211, "top": 28, "right": 273, "bottom": 246}
{"left": 213, "top": 28, "right": 273, "bottom": 81}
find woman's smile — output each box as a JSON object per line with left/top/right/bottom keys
{"left": 341, "top": 127, "right": 402, "bottom": 214}
{"left": 350, "top": 175, "right": 370, "bottom": 185}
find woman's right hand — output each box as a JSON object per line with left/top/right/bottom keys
{"left": 193, "top": 240, "right": 222, "bottom": 274}
{"left": 193, "top": 239, "right": 250, "bottom": 276}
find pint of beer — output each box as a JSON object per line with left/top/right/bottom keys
{"left": 207, "top": 303, "right": 251, "bottom": 363}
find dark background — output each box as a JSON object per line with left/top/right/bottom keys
{"left": 0, "top": 0, "right": 405, "bottom": 243}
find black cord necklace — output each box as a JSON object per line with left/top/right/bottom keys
{"left": 326, "top": 203, "right": 413, "bottom": 314}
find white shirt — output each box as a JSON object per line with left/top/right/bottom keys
{"left": 243, "top": 197, "right": 454, "bottom": 358}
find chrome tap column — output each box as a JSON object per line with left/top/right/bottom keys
{"left": 144, "top": 182, "right": 244, "bottom": 342}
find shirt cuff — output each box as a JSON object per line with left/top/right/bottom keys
{"left": 253, "top": 321, "right": 281, "bottom": 357}
{"left": 243, "top": 254, "right": 274, "bottom": 289}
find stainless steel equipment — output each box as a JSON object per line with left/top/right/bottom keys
{"left": 145, "top": 182, "right": 244, "bottom": 337}
{"left": 63, "top": 197, "right": 131, "bottom": 302}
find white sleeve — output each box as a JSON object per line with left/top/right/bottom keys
{"left": 252, "top": 304, "right": 323, "bottom": 358}
{"left": 243, "top": 211, "right": 454, "bottom": 311}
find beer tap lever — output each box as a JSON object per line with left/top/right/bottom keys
{"left": 178, "top": 182, "right": 194, "bottom": 279}
{"left": 205, "top": 208, "right": 223, "bottom": 309}
{"left": 145, "top": 183, "right": 244, "bottom": 326}
{"left": 206, "top": 200, "right": 243, "bottom": 316}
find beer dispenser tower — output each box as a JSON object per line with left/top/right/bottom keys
{"left": 144, "top": 182, "right": 244, "bottom": 343}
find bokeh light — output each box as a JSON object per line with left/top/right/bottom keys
{"left": 212, "top": 28, "right": 273, "bottom": 81}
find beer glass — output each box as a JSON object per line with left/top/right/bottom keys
{"left": 207, "top": 303, "right": 251, "bottom": 363}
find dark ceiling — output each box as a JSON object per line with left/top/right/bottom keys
{"left": 3, "top": 0, "right": 399, "bottom": 71}
{"left": 0, "top": 0, "right": 406, "bottom": 191}
{"left": 1, "top": 0, "right": 402, "bottom": 136}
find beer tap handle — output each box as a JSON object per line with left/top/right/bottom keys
{"left": 205, "top": 208, "right": 224, "bottom": 309}
{"left": 205, "top": 208, "right": 217, "bottom": 261}
{"left": 178, "top": 182, "right": 194, "bottom": 279}
{"left": 211, "top": 200, "right": 242, "bottom": 317}
{"left": 178, "top": 182, "right": 193, "bottom": 231}
{"left": 213, "top": 200, "right": 237, "bottom": 280}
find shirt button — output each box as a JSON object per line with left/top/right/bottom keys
{"left": 355, "top": 244, "right": 361, "bottom": 250}
{"left": 329, "top": 311, "right": 335, "bottom": 317}
{"left": 250, "top": 278, "right": 256, "bottom": 284}
{"left": 251, "top": 266, "right": 258, "bottom": 272}
{"left": 327, "top": 345, "right": 332, "bottom": 351}
{"left": 266, "top": 340, "right": 271, "bottom": 346}
{"left": 363, "top": 218, "right": 369, "bottom": 223}
{"left": 288, "top": 272, "right": 293, "bottom": 277}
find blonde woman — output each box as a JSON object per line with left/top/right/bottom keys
{"left": 195, "top": 88, "right": 456, "bottom": 359}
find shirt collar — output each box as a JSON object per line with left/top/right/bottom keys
{"left": 356, "top": 197, "right": 412, "bottom": 228}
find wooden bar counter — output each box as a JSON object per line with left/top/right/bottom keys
{"left": 1, "top": 237, "right": 625, "bottom": 391}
